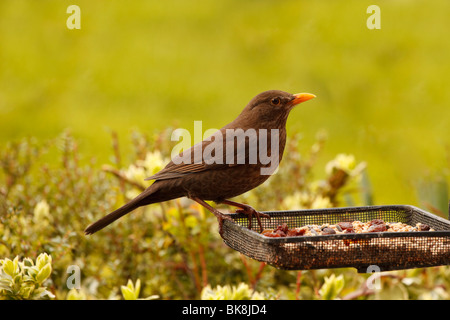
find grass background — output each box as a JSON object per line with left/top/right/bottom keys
{"left": 1, "top": 0, "right": 449, "bottom": 211}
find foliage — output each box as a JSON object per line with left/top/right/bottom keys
{"left": 0, "top": 253, "right": 54, "bottom": 300}
{"left": 319, "top": 274, "right": 344, "bottom": 300}
{"left": 120, "top": 279, "right": 159, "bottom": 300}
{"left": 201, "top": 283, "right": 267, "bottom": 300}
{"left": 0, "top": 131, "right": 449, "bottom": 300}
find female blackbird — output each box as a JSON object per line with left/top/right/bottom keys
{"left": 85, "top": 90, "right": 315, "bottom": 235}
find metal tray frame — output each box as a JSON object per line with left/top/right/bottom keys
{"left": 221, "top": 205, "right": 450, "bottom": 272}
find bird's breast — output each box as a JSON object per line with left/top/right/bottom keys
{"left": 176, "top": 127, "right": 287, "bottom": 201}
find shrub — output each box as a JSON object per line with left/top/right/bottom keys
{"left": 0, "top": 253, "right": 54, "bottom": 300}
{"left": 0, "top": 130, "right": 448, "bottom": 300}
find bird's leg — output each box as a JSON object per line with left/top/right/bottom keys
{"left": 219, "top": 199, "right": 270, "bottom": 233}
{"left": 191, "top": 196, "right": 234, "bottom": 235}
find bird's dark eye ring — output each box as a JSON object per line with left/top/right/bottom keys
{"left": 271, "top": 97, "right": 281, "bottom": 106}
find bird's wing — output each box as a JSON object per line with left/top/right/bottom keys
{"left": 145, "top": 128, "right": 261, "bottom": 181}
{"left": 145, "top": 162, "right": 212, "bottom": 181}
{"left": 145, "top": 130, "right": 227, "bottom": 181}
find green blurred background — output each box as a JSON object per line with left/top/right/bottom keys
{"left": 1, "top": 0, "right": 449, "bottom": 211}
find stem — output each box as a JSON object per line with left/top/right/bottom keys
{"left": 295, "top": 271, "right": 302, "bottom": 300}
{"left": 342, "top": 273, "right": 401, "bottom": 300}
{"left": 240, "top": 255, "right": 266, "bottom": 290}
{"left": 240, "top": 254, "right": 254, "bottom": 284}
{"left": 177, "top": 200, "right": 202, "bottom": 293}
{"left": 252, "top": 262, "right": 266, "bottom": 290}
{"left": 197, "top": 240, "right": 209, "bottom": 288}
{"left": 102, "top": 166, "right": 146, "bottom": 191}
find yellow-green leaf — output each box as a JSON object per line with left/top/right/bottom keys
{"left": 36, "top": 253, "right": 52, "bottom": 270}
{"left": 36, "top": 263, "right": 52, "bottom": 284}
{"left": 2, "top": 258, "right": 16, "bottom": 278}
{"left": 121, "top": 286, "right": 136, "bottom": 300}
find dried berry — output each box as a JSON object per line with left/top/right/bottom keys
{"left": 275, "top": 229, "right": 286, "bottom": 237}
{"left": 418, "top": 224, "right": 431, "bottom": 231}
{"left": 322, "top": 227, "right": 336, "bottom": 235}
{"left": 368, "top": 223, "right": 386, "bottom": 232}
{"left": 261, "top": 229, "right": 274, "bottom": 235}
{"left": 276, "top": 223, "right": 289, "bottom": 234}
{"left": 287, "top": 228, "right": 306, "bottom": 237}
{"left": 264, "top": 232, "right": 281, "bottom": 238}
{"left": 337, "top": 222, "right": 354, "bottom": 231}
{"left": 369, "top": 219, "right": 385, "bottom": 226}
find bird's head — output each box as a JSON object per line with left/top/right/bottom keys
{"left": 238, "top": 90, "right": 316, "bottom": 127}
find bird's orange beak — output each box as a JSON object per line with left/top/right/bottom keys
{"left": 289, "top": 93, "right": 316, "bottom": 106}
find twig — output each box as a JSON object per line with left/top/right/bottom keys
{"left": 342, "top": 273, "right": 401, "bottom": 300}
{"left": 424, "top": 201, "right": 445, "bottom": 217}
{"left": 342, "top": 285, "right": 374, "bottom": 300}
{"left": 240, "top": 254, "right": 254, "bottom": 283}
{"left": 102, "top": 165, "right": 146, "bottom": 191}
{"left": 110, "top": 131, "right": 126, "bottom": 194}
{"left": 197, "top": 241, "right": 209, "bottom": 288}
{"left": 239, "top": 255, "right": 266, "bottom": 290}
{"left": 177, "top": 200, "right": 202, "bottom": 293}
{"left": 111, "top": 131, "right": 122, "bottom": 167}
{"left": 295, "top": 271, "right": 302, "bottom": 300}
{"left": 252, "top": 262, "right": 266, "bottom": 290}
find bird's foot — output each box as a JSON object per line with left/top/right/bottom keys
{"left": 235, "top": 204, "right": 270, "bottom": 233}
{"left": 216, "top": 213, "right": 234, "bottom": 236}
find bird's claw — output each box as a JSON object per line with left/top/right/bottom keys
{"left": 235, "top": 206, "right": 270, "bottom": 233}
{"left": 216, "top": 213, "right": 234, "bottom": 236}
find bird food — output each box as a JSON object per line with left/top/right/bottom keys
{"left": 221, "top": 205, "right": 450, "bottom": 272}
{"left": 261, "top": 220, "right": 434, "bottom": 238}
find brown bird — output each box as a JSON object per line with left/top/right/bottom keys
{"left": 84, "top": 90, "right": 315, "bottom": 235}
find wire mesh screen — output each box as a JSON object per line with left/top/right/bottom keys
{"left": 221, "top": 205, "right": 450, "bottom": 272}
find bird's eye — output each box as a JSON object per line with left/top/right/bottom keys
{"left": 271, "top": 97, "right": 281, "bottom": 106}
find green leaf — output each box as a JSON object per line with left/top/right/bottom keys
{"left": 26, "top": 266, "right": 39, "bottom": 279}
{"left": 66, "top": 289, "right": 86, "bottom": 300}
{"left": 319, "top": 274, "right": 344, "bottom": 300}
{"left": 134, "top": 279, "right": 141, "bottom": 298}
{"left": 200, "top": 283, "right": 266, "bottom": 300}
{"left": 0, "top": 279, "right": 12, "bottom": 291}
{"left": 36, "top": 253, "right": 52, "bottom": 270}
{"left": 19, "top": 285, "right": 34, "bottom": 299}
{"left": 13, "top": 274, "right": 22, "bottom": 285}
{"left": 23, "top": 258, "right": 34, "bottom": 267}
{"left": 376, "top": 281, "right": 408, "bottom": 300}
{"left": 2, "top": 258, "right": 16, "bottom": 278}
{"left": 184, "top": 215, "right": 198, "bottom": 229}
{"left": 32, "top": 287, "right": 55, "bottom": 299}
{"left": 36, "top": 263, "right": 52, "bottom": 284}
{"left": 121, "top": 286, "right": 136, "bottom": 300}
{"left": 121, "top": 279, "right": 141, "bottom": 300}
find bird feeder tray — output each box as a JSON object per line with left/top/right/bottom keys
{"left": 221, "top": 205, "right": 450, "bottom": 273}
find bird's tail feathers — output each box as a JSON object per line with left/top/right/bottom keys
{"left": 84, "top": 186, "right": 162, "bottom": 235}
{"left": 84, "top": 199, "right": 141, "bottom": 235}
{"left": 85, "top": 182, "right": 181, "bottom": 235}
